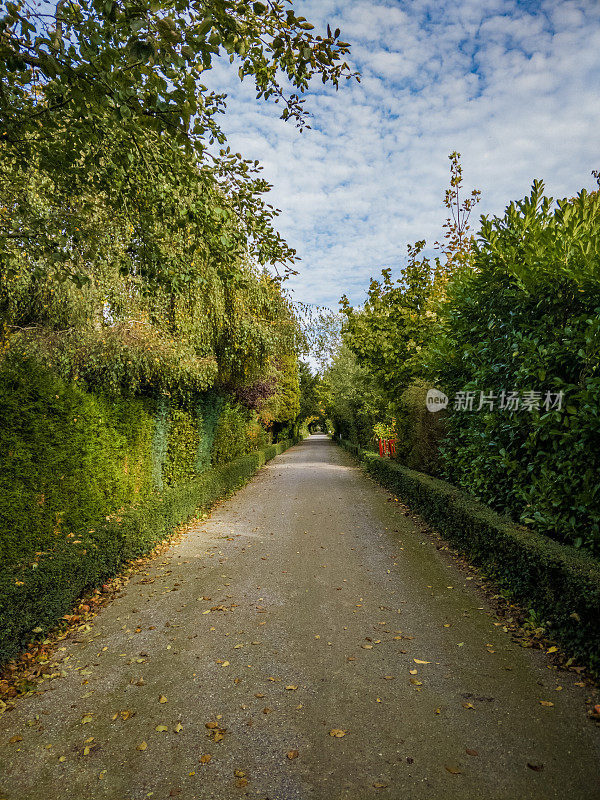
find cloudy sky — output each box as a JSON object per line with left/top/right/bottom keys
{"left": 206, "top": 0, "right": 600, "bottom": 309}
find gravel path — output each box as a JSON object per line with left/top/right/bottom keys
{"left": 1, "top": 434, "right": 599, "bottom": 799}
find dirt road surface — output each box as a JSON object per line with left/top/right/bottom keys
{"left": 1, "top": 435, "right": 599, "bottom": 799}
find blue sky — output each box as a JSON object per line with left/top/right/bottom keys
{"left": 205, "top": 0, "right": 600, "bottom": 308}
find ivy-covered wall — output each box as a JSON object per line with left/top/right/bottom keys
{"left": 0, "top": 357, "right": 271, "bottom": 573}
{"left": 0, "top": 358, "right": 155, "bottom": 569}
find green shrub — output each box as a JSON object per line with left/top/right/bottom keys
{"left": 0, "top": 439, "right": 296, "bottom": 664}
{"left": 340, "top": 440, "right": 600, "bottom": 674}
{"left": 428, "top": 184, "right": 600, "bottom": 553}
{"left": 0, "top": 357, "right": 154, "bottom": 568}
{"left": 211, "top": 401, "right": 256, "bottom": 466}
{"left": 162, "top": 407, "right": 200, "bottom": 485}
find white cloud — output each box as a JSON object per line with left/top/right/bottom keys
{"left": 203, "top": 0, "right": 600, "bottom": 307}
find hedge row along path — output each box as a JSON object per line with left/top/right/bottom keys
{"left": 1, "top": 435, "right": 599, "bottom": 799}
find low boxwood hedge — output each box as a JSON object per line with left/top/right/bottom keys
{"left": 0, "top": 439, "right": 298, "bottom": 665}
{"left": 339, "top": 440, "right": 600, "bottom": 674}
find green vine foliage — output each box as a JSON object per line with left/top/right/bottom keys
{"left": 0, "top": 356, "right": 155, "bottom": 569}
{"left": 211, "top": 400, "right": 265, "bottom": 466}
{"left": 162, "top": 407, "right": 201, "bottom": 486}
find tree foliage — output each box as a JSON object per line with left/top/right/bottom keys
{"left": 427, "top": 182, "right": 600, "bottom": 552}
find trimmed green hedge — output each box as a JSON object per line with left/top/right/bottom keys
{"left": 339, "top": 440, "right": 600, "bottom": 674}
{"left": 0, "top": 439, "right": 297, "bottom": 665}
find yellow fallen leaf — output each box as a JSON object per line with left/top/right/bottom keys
{"left": 174, "top": 722, "right": 183, "bottom": 733}
{"left": 329, "top": 729, "right": 348, "bottom": 737}
{"left": 409, "top": 669, "right": 418, "bottom": 675}
{"left": 234, "top": 770, "right": 246, "bottom": 778}
{"left": 414, "top": 659, "right": 431, "bottom": 664}
{"left": 373, "top": 782, "right": 389, "bottom": 789}
{"left": 159, "top": 695, "right": 167, "bottom": 703}
{"left": 83, "top": 746, "right": 91, "bottom": 755}
{"left": 540, "top": 701, "right": 554, "bottom": 707}
{"left": 445, "top": 763, "right": 462, "bottom": 774}
{"left": 136, "top": 742, "right": 147, "bottom": 751}
{"left": 362, "top": 644, "right": 373, "bottom": 650}
{"left": 9, "top": 735, "right": 23, "bottom": 743}
{"left": 221, "top": 661, "right": 230, "bottom": 667}
{"left": 547, "top": 646, "right": 558, "bottom": 654}
{"left": 462, "top": 702, "right": 475, "bottom": 709}
{"left": 409, "top": 678, "right": 422, "bottom": 686}
{"left": 155, "top": 725, "right": 168, "bottom": 732}
{"left": 199, "top": 754, "right": 212, "bottom": 764}
{"left": 58, "top": 755, "right": 67, "bottom": 762}
{"left": 287, "top": 749, "right": 299, "bottom": 760}
{"left": 81, "top": 714, "right": 93, "bottom": 724}
{"left": 285, "top": 685, "right": 298, "bottom": 691}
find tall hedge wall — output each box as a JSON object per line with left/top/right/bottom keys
{"left": 0, "top": 356, "right": 290, "bottom": 663}
{"left": 0, "top": 438, "right": 297, "bottom": 664}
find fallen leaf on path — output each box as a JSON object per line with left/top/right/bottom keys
{"left": 254, "top": 693, "right": 265, "bottom": 698}
{"left": 362, "top": 645, "right": 373, "bottom": 650}
{"left": 462, "top": 703, "right": 475, "bottom": 710}
{"left": 156, "top": 725, "right": 168, "bottom": 732}
{"left": 547, "top": 647, "right": 558, "bottom": 654}
{"left": 527, "top": 763, "right": 544, "bottom": 772}
{"left": 539, "top": 701, "right": 554, "bottom": 707}
{"left": 445, "top": 764, "right": 462, "bottom": 774}
{"left": 174, "top": 722, "right": 183, "bottom": 732}
{"left": 384, "top": 675, "right": 395, "bottom": 680}
{"left": 199, "top": 754, "right": 212, "bottom": 764}
{"left": 81, "top": 714, "right": 93, "bottom": 724}
{"left": 409, "top": 669, "right": 418, "bottom": 675}
{"left": 136, "top": 742, "right": 147, "bottom": 751}
{"left": 159, "top": 695, "right": 168, "bottom": 703}
{"left": 414, "top": 660, "right": 431, "bottom": 665}
{"left": 285, "top": 685, "right": 298, "bottom": 691}
{"left": 287, "top": 749, "right": 299, "bottom": 760}
{"left": 9, "top": 735, "right": 22, "bottom": 743}
{"left": 409, "top": 678, "right": 422, "bottom": 686}
{"left": 373, "top": 782, "right": 389, "bottom": 788}
{"left": 329, "top": 729, "right": 348, "bottom": 737}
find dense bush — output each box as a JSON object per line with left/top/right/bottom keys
{"left": 211, "top": 401, "right": 269, "bottom": 466}
{"left": 340, "top": 441, "right": 600, "bottom": 674}
{"left": 428, "top": 184, "right": 600, "bottom": 553}
{"left": 0, "top": 358, "right": 154, "bottom": 568}
{"left": 0, "top": 439, "right": 297, "bottom": 664}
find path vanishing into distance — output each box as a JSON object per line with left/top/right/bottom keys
{"left": 1, "top": 435, "right": 599, "bottom": 800}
